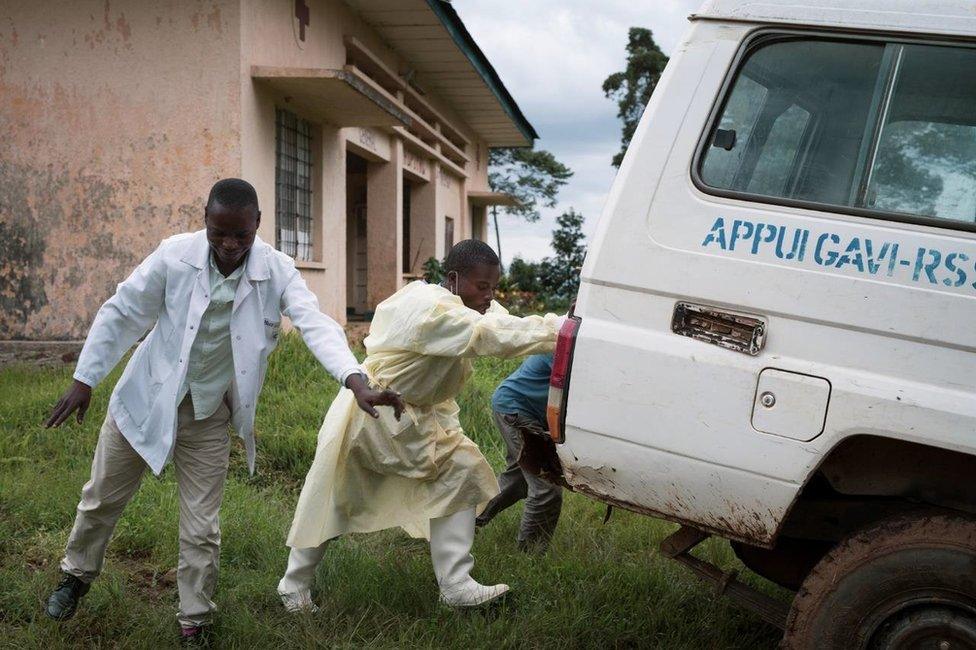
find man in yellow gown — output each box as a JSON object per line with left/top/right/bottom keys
{"left": 278, "top": 240, "right": 562, "bottom": 610}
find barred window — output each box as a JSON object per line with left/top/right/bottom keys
{"left": 275, "top": 108, "right": 314, "bottom": 260}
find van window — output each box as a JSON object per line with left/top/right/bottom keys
{"left": 745, "top": 104, "right": 811, "bottom": 197}
{"left": 700, "top": 76, "right": 768, "bottom": 189}
{"left": 698, "top": 37, "right": 976, "bottom": 227}
{"left": 866, "top": 45, "right": 976, "bottom": 221}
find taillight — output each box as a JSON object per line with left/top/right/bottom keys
{"left": 547, "top": 315, "right": 581, "bottom": 443}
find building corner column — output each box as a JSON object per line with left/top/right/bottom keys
{"left": 365, "top": 137, "right": 403, "bottom": 310}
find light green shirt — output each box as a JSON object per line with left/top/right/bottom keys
{"left": 179, "top": 253, "right": 245, "bottom": 420}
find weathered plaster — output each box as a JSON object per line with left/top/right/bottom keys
{"left": 239, "top": 0, "right": 495, "bottom": 319}
{"left": 408, "top": 171, "right": 437, "bottom": 275}
{"left": 435, "top": 167, "right": 464, "bottom": 259}
{"left": 365, "top": 138, "right": 403, "bottom": 308}
{"left": 2, "top": 0, "right": 508, "bottom": 341}
{"left": 0, "top": 0, "right": 242, "bottom": 339}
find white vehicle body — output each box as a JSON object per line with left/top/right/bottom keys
{"left": 557, "top": 0, "right": 976, "bottom": 548}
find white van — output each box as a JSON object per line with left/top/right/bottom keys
{"left": 538, "top": 1, "right": 976, "bottom": 647}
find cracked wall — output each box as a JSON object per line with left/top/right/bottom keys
{"left": 0, "top": 0, "right": 241, "bottom": 339}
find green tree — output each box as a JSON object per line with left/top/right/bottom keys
{"left": 488, "top": 147, "right": 573, "bottom": 269}
{"left": 507, "top": 255, "right": 543, "bottom": 293}
{"left": 870, "top": 122, "right": 976, "bottom": 218}
{"left": 422, "top": 256, "right": 445, "bottom": 284}
{"left": 540, "top": 208, "right": 587, "bottom": 301}
{"left": 603, "top": 27, "right": 669, "bottom": 168}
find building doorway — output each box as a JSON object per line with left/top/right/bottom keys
{"left": 445, "top": 216, "right": 455, "bottom": 252}
{"left": 403, "top": 179, "right": 412, "bottom": 274}
{"left": 346, "top": 152, "right": 369, "bottom": 319}
{"left": 470, "top": 204, "right": 486, "bottom": 241}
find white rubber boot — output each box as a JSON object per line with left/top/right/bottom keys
{"left": 429, "top": 508, "right": 509, "bottom": 607}
{"left": 277, "top": 542, "right": 329, "bottom": 613}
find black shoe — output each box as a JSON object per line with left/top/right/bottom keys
{"left": 45, "top": 573, "right": 91, "bottom": 621}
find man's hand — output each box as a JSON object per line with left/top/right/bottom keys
{"left": 345, "top": 373, "right": 404, "bottom": 420}
{"left": 45, "top": 380, "right": 92, "bottom": 428}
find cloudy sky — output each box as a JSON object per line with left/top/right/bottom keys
{"left": 453, "top": 0, "right": 702, "bottom": 265}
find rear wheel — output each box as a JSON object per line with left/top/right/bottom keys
{"left": 783, "top": 512, "right": 976, "bottom": 650}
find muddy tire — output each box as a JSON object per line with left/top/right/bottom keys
{"left": 783, "top": 511, "right": 976, "bottom": 650}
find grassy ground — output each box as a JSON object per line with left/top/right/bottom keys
{"left": 0, "top": 334, "right": 784, "bottom": 649}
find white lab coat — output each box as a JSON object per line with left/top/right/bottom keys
{"left": 73, "top": 230, "right": 360, "bottom": 475}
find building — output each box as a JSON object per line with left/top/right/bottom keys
{"left": 0, "top": 0, "right": 534, "bottom": 340}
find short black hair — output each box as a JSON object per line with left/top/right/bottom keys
{"left": 206, "top": 178, "right": 260, "bottom": 214}
{"left": 443, "top": 239, "right": 500, "bottom": 275}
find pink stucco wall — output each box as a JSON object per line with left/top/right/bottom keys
{"left": 0, "top": 0, "right": 505, "bottom": 340}
{"left": 0, "top": 0, "right": 242, "bottom": 339}
{"left": 238, "top": 0, "right": 490, "bottom": 322}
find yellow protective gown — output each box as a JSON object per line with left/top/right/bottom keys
{"left": 287, "top": 281, "right": 561, "bottom": 547}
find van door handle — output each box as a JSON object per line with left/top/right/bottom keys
{"left": 671, "top": 302, "right": 766, "bottom": 356}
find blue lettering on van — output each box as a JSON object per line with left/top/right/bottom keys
{"left": 944, "top": 253, "right": 970, "bottom": 288}
{"left": 701, "top": 217, "right": 728, "bottom": 249}
{"left": 814, "top": 233, "right": 841, "bottom": 266}
{"left": 700, "top": 217, "right": 971, "bottom": 291}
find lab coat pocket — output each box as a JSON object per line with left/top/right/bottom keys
{"left": 263, "top": 318, "right": 281, "bottom": 341}
{"left": 152, "top": 315, "right": 178, "bottom": 344}
{"left": 117, "top": 347, "right": 163, "bottom": 428}
{"left": 147, "top": 325, "right": 176, "bottom": 384}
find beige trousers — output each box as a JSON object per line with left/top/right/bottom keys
{"left": 60, "top": 395, "right": 232, "bottom": 627}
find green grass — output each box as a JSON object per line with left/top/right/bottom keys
{"left": 0, "top": 333, "right": 783, "bottom": 649}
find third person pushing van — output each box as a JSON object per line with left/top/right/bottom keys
{"left": 476, "top": 353, "right": 563, "bottom": 552}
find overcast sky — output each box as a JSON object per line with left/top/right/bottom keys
{"left": 453, "top": 0, "right": 702, "bottom": 265}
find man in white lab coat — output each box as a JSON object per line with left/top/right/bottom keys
{"left": 42, "top": 178, "right": 403, "bottom": 644}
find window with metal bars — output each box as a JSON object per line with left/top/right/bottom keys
{"left": 275, "top": 108, "right": 314, "bottom": 260}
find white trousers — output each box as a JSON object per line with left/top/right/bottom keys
{"left": 60, "top": 396, "right": 232, "bottom": 627}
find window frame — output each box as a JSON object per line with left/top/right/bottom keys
{"left": 691, "top": 28, "right": 976, "bottom": 234}
{"left": 275, "top": 107, "right": 317, "bottom": 261}
{"left": 444, "top": 216, "right": 455, "bottom": 253}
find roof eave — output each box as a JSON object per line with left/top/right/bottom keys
{"left": 424, "top": 0, "right": 539, "bottom": 146}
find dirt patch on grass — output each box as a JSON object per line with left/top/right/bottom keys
{"left": 0, "top": 341, "right": 83, "bottom": 369}
{"left": 345, "top": 322, "right": 371, "bottom": 347}
{"left": 1, "top": 323, "right": 369, "bottom": 370}
{"left": 114, "top": 555, "right": 178, "bottom": 603}
{"left": 24, "top": 555, "right": 50, "bottom": 573}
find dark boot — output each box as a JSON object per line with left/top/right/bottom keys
{"left": 45, "top": 573, "right": 91, "bottom": 621}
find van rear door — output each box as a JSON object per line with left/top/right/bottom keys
{"left": 562, "top": 25, "right": 976, "bottom": 545}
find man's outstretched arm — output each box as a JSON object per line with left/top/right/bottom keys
{"left": 345, "top": 373, "right": 403, "bottom": 421}
{"left": 412, "top": 299, "right": 564, "bottom": 360}
{"left": 280, "top": 265, "right": 404, "bottom": 420}
{"left": 45, "top": 243, "right": 168, "bottom": 427}
{"left": 45, "top": 379, "right": 92, "bottom": 428}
